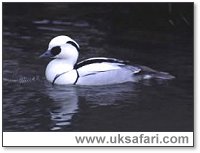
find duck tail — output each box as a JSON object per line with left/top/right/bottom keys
{"left": 138, "top": 65, "right": 175, "bottom": 80}
{"left": 148, "top": 71, "right": 175, "bottom": 80}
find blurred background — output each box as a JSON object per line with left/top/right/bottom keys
{"left": 3, "top": 3, "right": 193, "bottom": 131}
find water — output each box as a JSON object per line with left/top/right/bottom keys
{"left": 3, "top": 3, "right": 193, "bottom": 131}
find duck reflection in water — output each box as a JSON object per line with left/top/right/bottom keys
{"left": 44, "top": 84, "right": 78, "bottom": 131}
{"left": 44, "top": 82, "right": 141, "bottom": 131}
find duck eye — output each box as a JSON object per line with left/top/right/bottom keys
{"left": 51, "top": 46, "right": 61, "bottom": 56}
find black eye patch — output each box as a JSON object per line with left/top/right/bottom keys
{"left": 51, "top": 46, "right": 61, "bottom": 56}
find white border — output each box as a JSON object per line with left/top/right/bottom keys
{"left": 3, "top": 132, "right": 194, "bottom": 146}
{"left": 0, "top": 0, "right": 198, "bottom": 151}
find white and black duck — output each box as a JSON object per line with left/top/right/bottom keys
{"left": 40, "top": 35, "right": 175, "bottom": 85}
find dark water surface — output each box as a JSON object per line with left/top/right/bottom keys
{"left": 3, "top": 3, "right": 193, "bottom": 131}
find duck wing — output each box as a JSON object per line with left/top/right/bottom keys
{"left": 74, "top": 57, "right": 141, "bottom": 77}
{"left": 74, "top": 57, "right": 128, "bottom": 69}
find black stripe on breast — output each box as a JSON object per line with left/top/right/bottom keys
{"left": 52, "top": 71, "right": 68, "bottom": 85}
{"left": 73, "top": 69, "right": 80, "bottom": 85}
{"left": 66, "top": 41, "right": 80, "bottom": 52}
{"left": 74, "top": 58, "right": 129, "bottom": 69}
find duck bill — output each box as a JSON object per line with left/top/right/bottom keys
{"left": 39, "top": 50, "right": 52, "bottom": 58}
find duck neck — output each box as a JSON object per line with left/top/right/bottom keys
{"left": 52, "top": 58, "right": 75, "bottom": 71}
